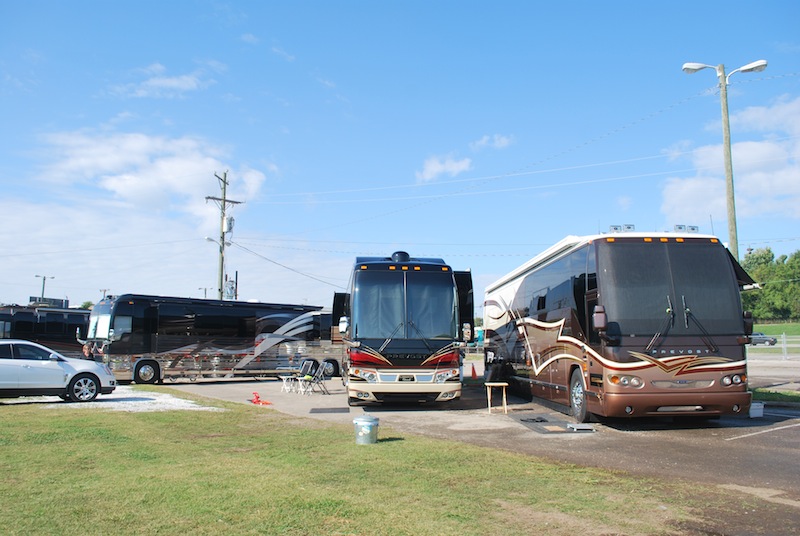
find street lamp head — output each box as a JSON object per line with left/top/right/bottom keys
{"left": 682, "top": 62, "right": 713, "bottom": 74}
{"left": 738, "top": 59, "right": 767, "bottom": 73}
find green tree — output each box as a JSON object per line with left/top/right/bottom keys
{"left": 79, "top": 301, "right": 94, "bottom": 310}
{"left": 740, "top": 247, "right": 800, "bottom": 321}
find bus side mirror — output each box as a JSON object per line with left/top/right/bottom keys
{"left": 743, "top": 311, "right": 753, "bottom": 336}
{"left": 592, "top": 305, "right": 607, "bottom": 332}
{"left": 462, "top": 322, "right": 472, "bottom": 342}
{"left": 338, "top": 316, "right": 349, "bottom": 335}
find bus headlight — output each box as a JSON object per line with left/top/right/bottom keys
{"left": 608, "top": 374, "right": 644, "bottom": 389}
{"left": 434, "top": 369, "right": 459, "bottom": 383}
{"left": 353, "top": 368, "right": 378, "bottom": 383}
{"left": 721, "top": 374, "right": 746, "bottom": 387}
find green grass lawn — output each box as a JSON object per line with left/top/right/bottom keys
{"left": 755, "top": 322, "right": 800, "bottom": 336}
{"left": 751, "top": 388, "right": 800, "bottom": 404}
{"left": 0, "top": 388, "right": 742, "bottom": 535}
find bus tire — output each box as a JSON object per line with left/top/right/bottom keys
{"left": 321, "top": 359, "right": 340, "bottom": 378}
{"left": 570, "top": 369, "right": 590, "bottom": 423}
{"left": 67, "top": 373, "right": 100, "bottom": 402}
{"left": 134, "top": 361, "right": 159, "bottom": 384}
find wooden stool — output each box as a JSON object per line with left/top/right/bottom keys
{"left": 485, "top": 382, "right": 509, "bottom": 414}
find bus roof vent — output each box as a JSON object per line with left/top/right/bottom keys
{"left": 391, "top": 251, "right": 411, "bottom": 262}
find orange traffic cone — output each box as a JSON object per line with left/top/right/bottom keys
{"left": 471, "top": 363, "right": 477, "bottom": 380}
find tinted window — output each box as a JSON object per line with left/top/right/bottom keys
{"left": 407, "top": 272, "right": 456, "bottom": 339}
{"left": 353, "top": 270, "right": 456, "bottom": 339}
{"left": 0, "top": 344, "right": 12, "bottom": 359}
{"left": 353, "top": 271, "right": 404, "bottom": 339}
{"left": 14, "top": 344, "right": 52, "bottom": 361}
{"left": 597, "top": 240, "right": 742, "bottom": 335}
{"left": 513, "top": 246, "right": 589, "bottom": 337}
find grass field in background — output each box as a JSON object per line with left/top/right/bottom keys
{"left": 755, "top": 322, "right": 800, "bottom": 336}
{"left": 0, "top": 388, "right": 737, "bottom": 535}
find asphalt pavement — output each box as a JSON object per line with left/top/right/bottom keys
{"left": 167, "top": 355, "right": 800, "bottom": 431}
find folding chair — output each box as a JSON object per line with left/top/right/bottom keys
{"left": 307, "top": 362, "right": 330, "bottom": 395}
{"left": 282, "top": 360, "right": 315, "bottom": 393}
{"left": 296, "top": 360, "right": 330, "bottom": 395}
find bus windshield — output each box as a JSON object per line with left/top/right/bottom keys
{"left": 597, "top": 240, "right": 743, "bottom": 336}
{"left": 353, "top": 270, "right": 457, "bottom": 340}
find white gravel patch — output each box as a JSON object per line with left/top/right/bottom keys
{"left": 38, "top": 385, "right": 226, "bottom": 413}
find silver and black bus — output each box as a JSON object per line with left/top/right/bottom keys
{"left": 83, "top": 294, "right": 340, "bottom": 383}
{"left": 0, "top": 305, "right": 90, "bottom": 358}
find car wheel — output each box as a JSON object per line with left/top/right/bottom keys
{"left": 570, "top": 369, "right": 590, "bottom": 423}
{"left": 68, "top": 373, "right": 100, "bottom": 402}
{"left": 134, "top": 361, "right": 159, "bottom": 384}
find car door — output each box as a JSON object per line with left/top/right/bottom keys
{"left": 0, "top": 343, "right": 18, "bottom": 389}
{"left": 14, "top": 343, "right": 68, "bottom": 389}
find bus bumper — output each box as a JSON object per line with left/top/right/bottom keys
{"left": 347, "top": 382, "right": 461, "bottom": 404}
{"left": 600, "top": 390, "right": 751, "bottom": 418}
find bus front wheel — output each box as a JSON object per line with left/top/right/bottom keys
{"left": 570, "top": 369, "right": 590, "bottom": 423}
{"left": 134, "top": 361, "right": 159, "bottom": 384}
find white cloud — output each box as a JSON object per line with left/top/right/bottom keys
{"left": 36, "top": 129, "right": 264, "bottom": 226}
{"left": 617, "top": 196, "right": 633, "bottom": 211}
{"left": 271, "top": 46, "right": 295, "bottom": 62}
{"left": 661, "top": 96, "right": 800, "bottom": 224}
{"left": 470, "top": 134, "right": 514, "bottom": 151}
{"left": 0, "top": 128, "right": 336, "bottom": 308}
{"left": 661, "top": 175, "right": 727, "bottom": 225}
{"left": 241, "top": 33, "right": 260, "bottom": 45}
{"left": 109, "top": 63, "right": 217, "bottom": 99}
{"left": 733, "top": 95, "right": 800, "bottom": 136}
{"left": 415, "top": 154, "right": 472, "bottom": 183}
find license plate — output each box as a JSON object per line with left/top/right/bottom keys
{"left": 399, "top": 375, "right": 415, "bottom": 382}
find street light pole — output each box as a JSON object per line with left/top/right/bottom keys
{"left": 682, "top": 59, "right": 767, "bottom": 261}
{"left": 35, "top": 274, "right": 53, "bottom": 299}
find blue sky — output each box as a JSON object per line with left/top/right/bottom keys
{"left": 1, "top": 1, "right": 799, "bottom": 313}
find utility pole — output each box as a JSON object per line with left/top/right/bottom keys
{"left": 35, "top": 275, "right": 54, "bottom": 299}
{"left": 205, "top": 171, "right": 242, "bottom": 300}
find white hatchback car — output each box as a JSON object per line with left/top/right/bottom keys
{"left": 0, "top": 339, "right": 116, "bottom": 402}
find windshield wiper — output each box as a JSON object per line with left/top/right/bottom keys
{"left": 682, "top": 296, "right": 718, "bottom": 353}
{"left": 379, "top": 322, "right": 405, "bottom": 353}
{"left": 407, "top": 320, "right": 434, "bottom": 353}
{"left": 645, "top": 295, "right": 674, "bottom": 352}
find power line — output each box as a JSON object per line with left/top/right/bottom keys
{"left": 229, "top": 241, "right": 346, "bottom": 290}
